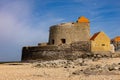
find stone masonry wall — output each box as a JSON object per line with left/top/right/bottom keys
{"left": 48, "top": 22, "right": 90, "bottom": 45}
{"left": 71, "top": 41, "right": 91, "bottom": 51}
{"left": 22, "top": 41, "right": 90, "bottom": 60}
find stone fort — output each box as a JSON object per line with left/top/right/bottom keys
{"left": 22, "top": 16, "right": 112, "bottom": 60}
{"left": 48, "top": 16, "right": 90, "bottom": 45}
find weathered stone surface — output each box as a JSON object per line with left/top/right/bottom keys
{"left": 33, "top": 58, "right": 85, "bottom": 68}
{"left": 22, "top": 41, "right": 92, "bottom": 60}
{"left": 72, "top": 63, "right": 120, "bottom": 75}
{"left": 71, "top": 41, "right": 90, "bottom": 51}
{"left": 49, "top": 22, "right": 90, "bottom": 45}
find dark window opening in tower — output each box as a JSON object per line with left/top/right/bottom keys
{"left": 52, "top": 39, "right": 54, "bottom": 44}
{"left": 102, "top": 44, "right": 105, "bottom": 46}
{"left": 61, "top": 39, "right": 66, "bottom": 44}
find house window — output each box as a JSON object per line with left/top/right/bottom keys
{"left": 61, "top": 39, "right": 66, "bottom": 44}
{"left": 102, "top": 44, "right": 105, "bottom": 46}
{"left": 52, "top": 39, "right": 54, "bottom": 44}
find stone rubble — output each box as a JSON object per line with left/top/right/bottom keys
{"left": 33, "top": 58, "right": 85, "bottom": 68}
{"left": 72, "top": 63, "right": 120, "bottom": 75}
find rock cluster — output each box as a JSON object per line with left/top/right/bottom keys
{"left": 34, "top": 58, "right": 86, "bottom": 68}
{"left": 72, "top": 63, "right": 120, "bottom": 75}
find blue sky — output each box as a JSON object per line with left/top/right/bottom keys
{"left": 0, "top": 0, "right": 120, "bottom": 61}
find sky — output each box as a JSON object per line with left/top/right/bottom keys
{"left": 0, "top": 0, "right": 120, "bottom": 62}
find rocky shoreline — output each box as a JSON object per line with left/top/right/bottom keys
{"left": 32, "top": 58, "right": 120, "bottom": 76}
{"left": 1, "top": 58, "right": 120, "bottom": 80}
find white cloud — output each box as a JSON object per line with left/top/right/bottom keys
{"left": 0, "top": 0, "right": 64, "bottom": 61}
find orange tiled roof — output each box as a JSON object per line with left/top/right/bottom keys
{"left": 90, "top": 32, "right": 100, "bottom": 40}
{"left": 113, "top": 36, "right": 120, "bottom": 42}
{"left": 77, "top": 16, "right": 90, "bottom": 23}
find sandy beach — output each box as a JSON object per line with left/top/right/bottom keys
{"left": 0, "top": 58, "right": 120, "bottom": 80}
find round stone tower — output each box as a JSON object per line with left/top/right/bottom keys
{"left": 48, "top": 16, "right": 90, "bottom": 45}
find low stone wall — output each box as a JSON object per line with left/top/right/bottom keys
{"left": 22, "top": 49, "right": 83, "bottom": 61}
{"left": 22, "top": 45, "right": 59, "bottom": 60}
{"left": 22, "top": 41, "right": 90, "bottom": 60}
{"left": 71, "top": 41, "right": 90, "bottom": 51}
{"left": 22, "top": 41, "right": 113, "bottom": 61}
{"left": 23, "top": 45, "right": 59, "bottom": 51}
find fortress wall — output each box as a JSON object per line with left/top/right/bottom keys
{"left": 71, "top": 41, "right": 91, "bottom": 51}
{"left": 48, "top": 23, "right": 90, "bottom": 45}
{"left": 22, "top": 46, "right": 59, "bottom": 60}
{"left": 49, "top": 23, "right": 74, "bottom": 45}
{"left": 22, "top": 41, "right": 90, "bottom": 60}
{"left": 22, "top": 41, "right": 112, "bottom": 61}
{"left": 74, "top": 23, "right": 90, "bottom": 41}
{"left": 22, "top": 46, "right": 59, "bottom": 52}
{"left": 22, "top": 48, "right": 85, "bottom": 60}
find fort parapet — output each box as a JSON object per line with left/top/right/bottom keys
{"left": 22, "top": 41, "right": 91, "bottom": 60}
